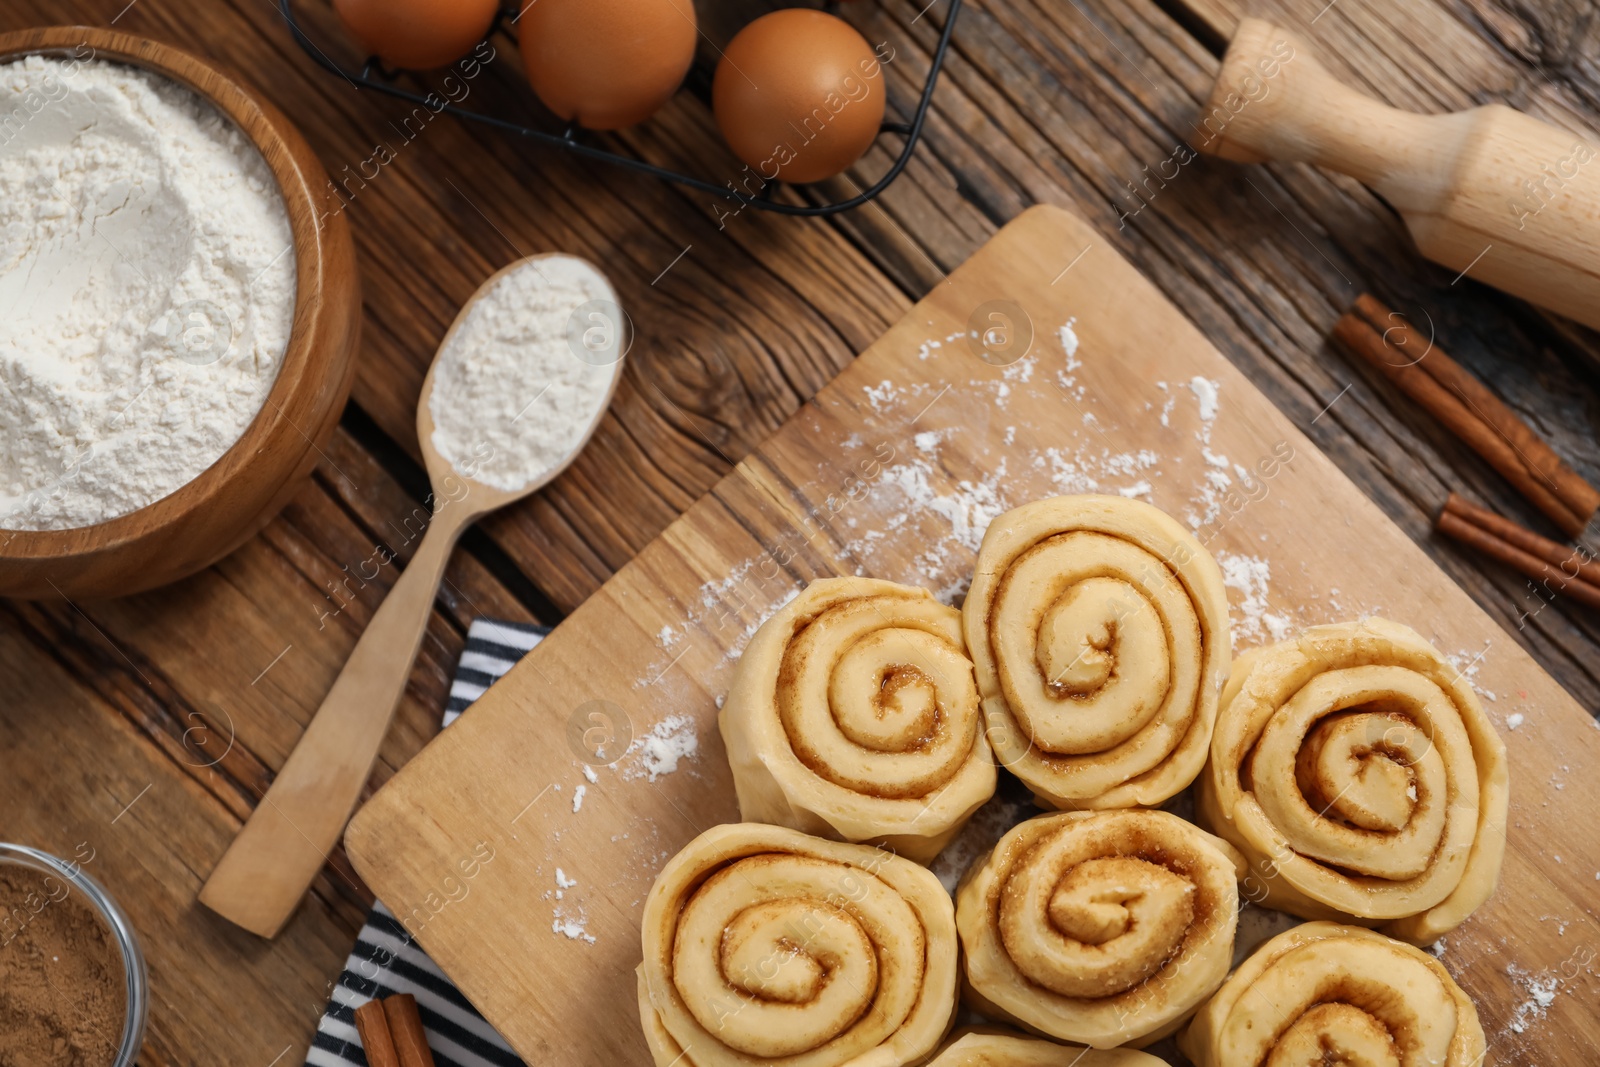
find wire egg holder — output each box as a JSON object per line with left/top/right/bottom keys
{"left": 278, "top": 0, "right": 963, "bottom": 215}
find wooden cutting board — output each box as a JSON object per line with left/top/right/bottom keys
{"left": 346, "top": 205, "right": 1600, "bottom": 1064}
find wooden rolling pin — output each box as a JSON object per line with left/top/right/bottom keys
{"left": 1197, "top": 18, "right": 1600, "bottom": 331}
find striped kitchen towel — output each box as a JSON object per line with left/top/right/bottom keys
{"left": 305, "top": 618, "right": 549, "bottom": 1067}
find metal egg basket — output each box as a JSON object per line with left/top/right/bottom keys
{"left": 278, "top": 0, "right": 963, "bottom": 215}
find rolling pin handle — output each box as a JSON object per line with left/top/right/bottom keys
{"left": 1195, "top": 18, "right": 1440, "bottom": 197}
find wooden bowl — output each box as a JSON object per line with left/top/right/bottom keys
{"left": 0, "top": 27, "right": 361, "bottom": 600}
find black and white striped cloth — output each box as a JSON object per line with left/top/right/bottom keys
{"left": 306, "top": 619, "right": 549, "bottom": 1067}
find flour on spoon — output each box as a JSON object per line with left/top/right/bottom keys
{"left": 428, "top": 255, "right": 620, "bottom": 489}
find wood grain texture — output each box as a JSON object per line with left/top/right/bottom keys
{"left": 0, "top": 425, "right": 537, "bottom": 1062}
{"left": 348, "top": 207, "right": 1600, "bottom": 1065}
{"left": 0, "top": 625, "right": 357, "bottom": 1066}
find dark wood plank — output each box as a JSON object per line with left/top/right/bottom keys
{"left": 0, "top": 424, "right": 542, "bottom": 1060}
{"left": 5, "top": 0, "right": 1600, "bottom": 1060}
{"left": 0, "top": 626, "right": 355, "bottom": 1065}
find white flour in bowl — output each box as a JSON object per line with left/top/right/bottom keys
{"left": 429, "top": 255, "right": 621, "bottom": 490}
{"left": 0, "top": 55, "right": 295, "bottom": 531}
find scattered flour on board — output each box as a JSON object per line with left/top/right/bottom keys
{"left": 1216, "top": 551, "right": 1293, "bottom": 647}
{"left": 1059, "top": 318, "right": 1081, "bottom": 367}
{"left": 1505, "top": 964, "right": 1560, "bottom": 1034}
{"left": 571, "top": 785, "right": 586, "bottom": 813}
{"left": 878, "top": 459, "right": 1007, "bottom": 555}
{"left": 916, "top": 329, "right": 971, "bottom": 360}
{"left": 1033, "top": 445, "right": 1160, "bottom": 498}
{"left": 1056, "top": 320, "right": 1086, "bottom": 400}
{"left": 1003, "top": 353, "right": 1038, "bottom": 383}
{"left": 549, "top": 867, "right": 596, "bottom": 943}
{"left": 624, "top": 715, "right": 700, "bottom": 781}
{"left": 551, "top": 910, "right": 595, "bottom": 944}
{"left": 1188, "top": 376, "right": 1221, "bottom": 425}
{"left": 1506, "top": 713, "right": 1525, "bottom": 730}
{"left": 860, "top": 456, "right": 1011, "bottom": 603}
{"left": 550, "top": 870, "right": 601, "bottom": 940}
{"left": 1443, "top": 642, "right": 1498, "bottom": 702}
{"left": 1169, "top": 376, "right": 1237, "bottom": 531}
{"left": 630, "top": 561, "right": 796, "bottom": 683}
{"left": 582, "top": 765, "right": 598, "bottom": 784}
{"left": 864, "top": 380, "right": 900, "bottom": 413}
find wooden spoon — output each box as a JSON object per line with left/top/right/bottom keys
{"left": 199, "top": 254, "right": 626, "bottom": 938}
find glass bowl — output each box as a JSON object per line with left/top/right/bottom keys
{"left": 0, "top": 842, "right": 148, "bottom": 1067}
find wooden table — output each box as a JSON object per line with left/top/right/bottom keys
{"left": 2, "top": 0, "right": 1596, "bottom": 1063}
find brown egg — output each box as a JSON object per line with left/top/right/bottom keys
{"left": 333, "top": 0, "right": 499, "bottom": 71}
{"left": 518, "top": 0, "right": 699, "bottom": 131}
{"left": 713, "top": 10, "right": 886, "bottom": 184}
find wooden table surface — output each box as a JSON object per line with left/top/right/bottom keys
{"left": 2, "top": 0, "right": 1597, "bottom": 1064}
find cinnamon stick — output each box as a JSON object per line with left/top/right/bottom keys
{"left": 1353, "top": 294, "right": 1600, "bottom": 521}
{"left": 1337, "top": 295, "right": 1600, "bottom": 536}
{"left": 1443, "top": 493, "right": 1600, "bottom": 586}
{"left": 382, "top": 994, "right": 437, "bottom": 1067}
{"left": 353, "top": 999, "right": 401, "bottom": 1067}
{"left": 1437, "top": 510, "right": 1600, "bottom": 610}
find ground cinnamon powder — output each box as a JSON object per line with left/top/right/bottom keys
{"left": 0, "top": 865, "right": 127, "bottom": 1066}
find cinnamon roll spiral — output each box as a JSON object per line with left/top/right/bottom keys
{"left": 928, "top": 1030, "right": 1166, "bottom": 1065}
{"left": 963, "top": 495, "right": 1231, "bottom": 810}
{"left": 1178, "top": 922, "right": 1487, "bottom": 1067}
{"left": 955, "top": 809, "right": 1244, "bottom": 1048}
{"left": 1198, "top": 617, "right": 1510, "bottom": 943}
{"left": 637, "top": 823, "right": 957, "bottom": 1067}
{"left": 720, "top": 577, "right": 995, "bottom": 863}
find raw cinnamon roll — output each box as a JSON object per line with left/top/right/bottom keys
{"left": 963, "top": 495, "right": 1231, "bottom": 810}
{"left": 955, "top": 809, "right": 1244, "bottom": 1048}
{"left": 637, "top": 823, "right": 958, "bottom": 1067}
{"left": 929, "top": 1030, "right": 1167, "bottom": 1065}
{"left": 720, "top": 577, "right": 995, "bottom": 864}
{"left": 1198, "top": 617, "right": 1510, "bottom": 943}
{"left": 1178, "top": 922, "right": 1487, "bottom": 1067}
